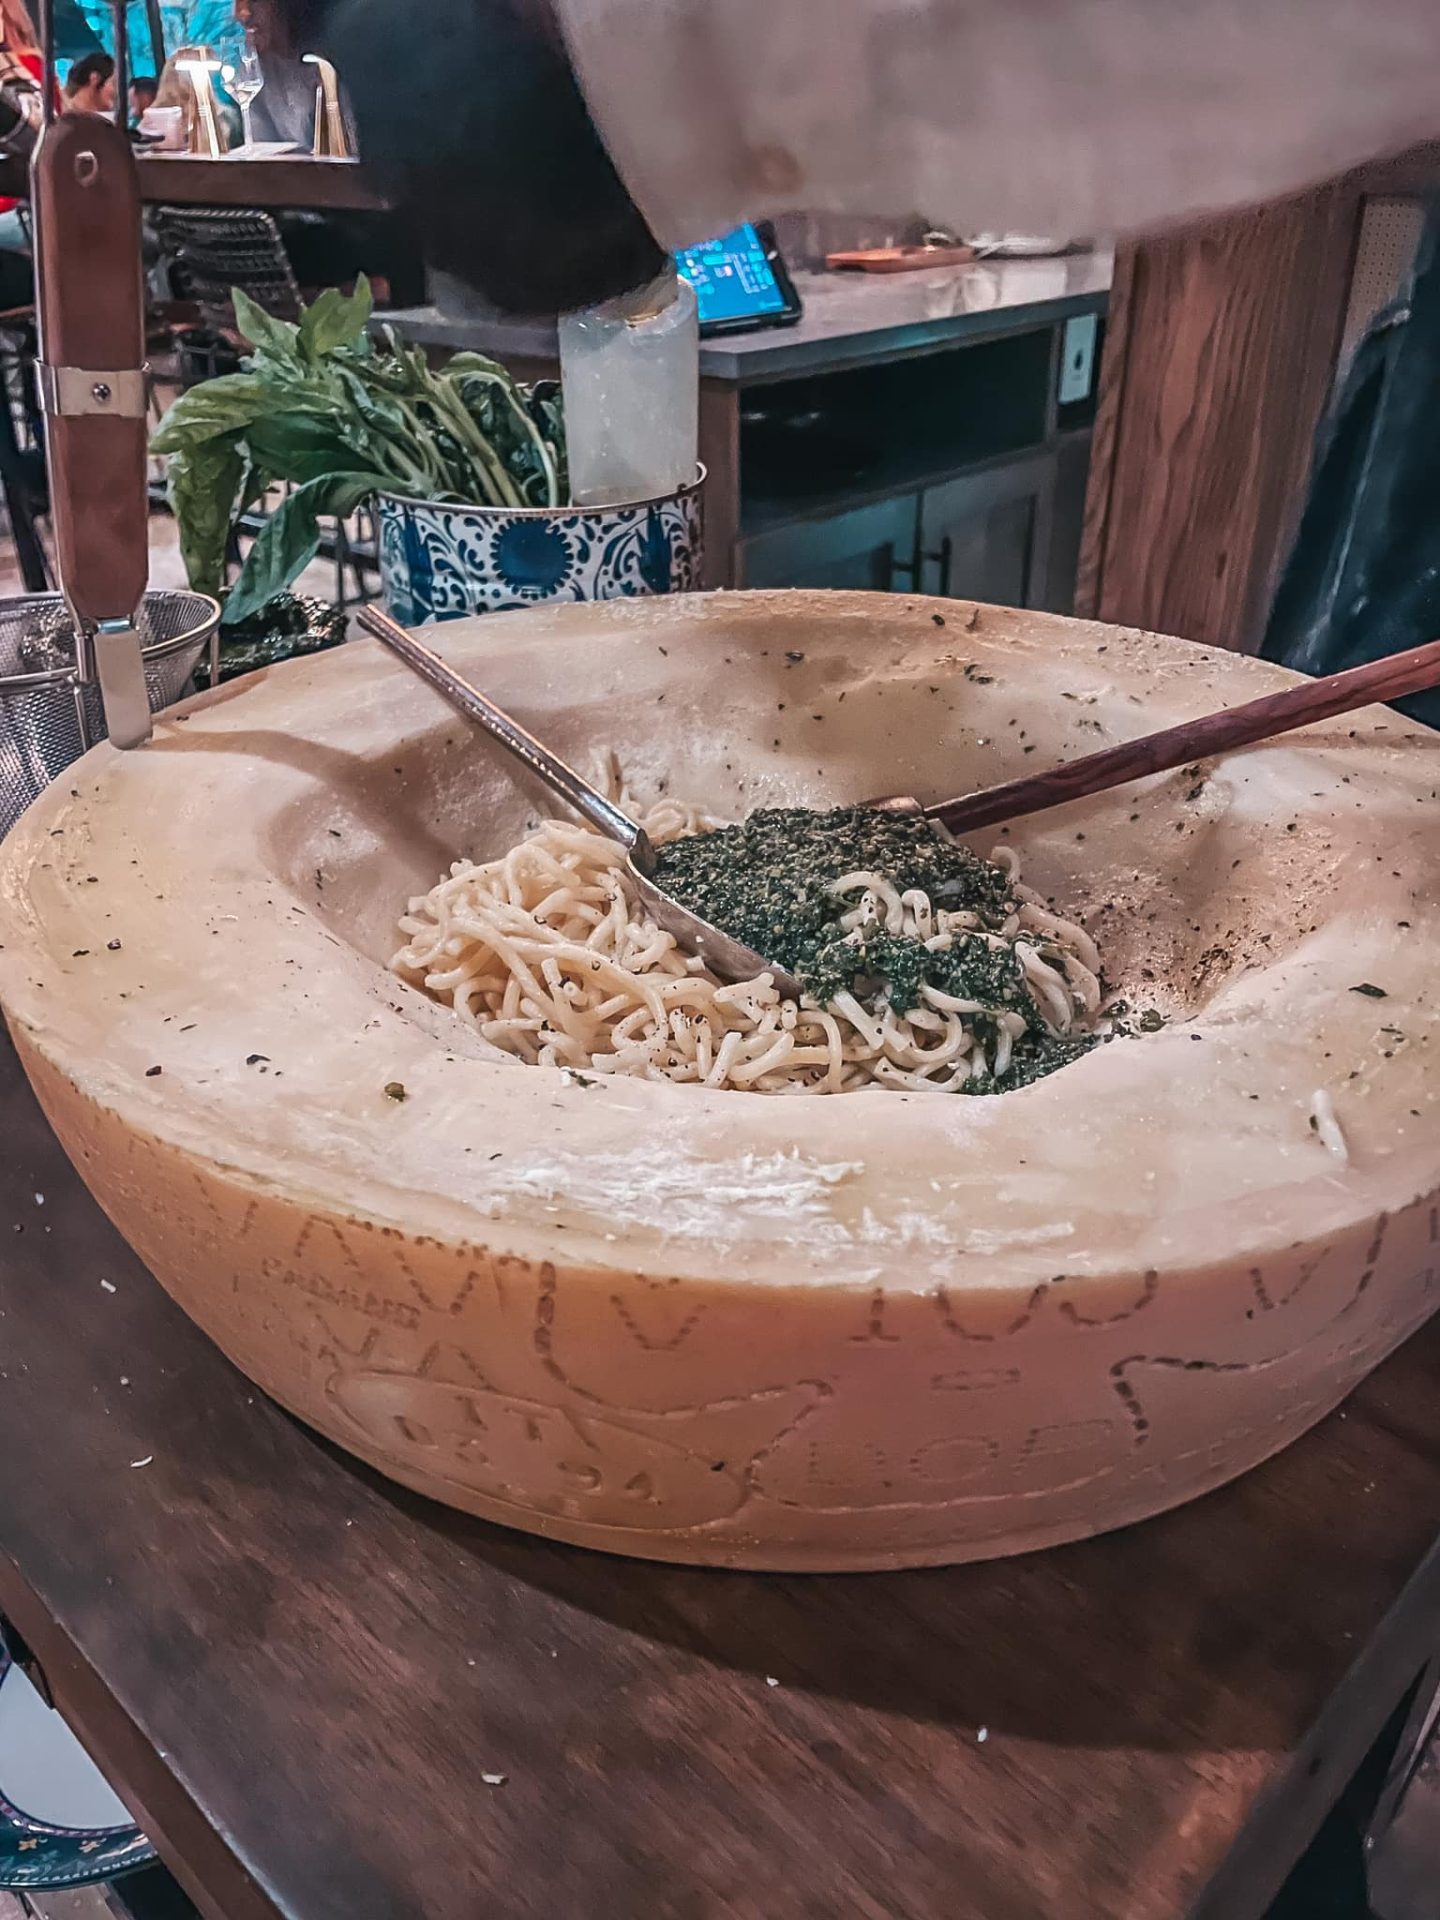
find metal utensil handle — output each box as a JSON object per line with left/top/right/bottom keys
{"left": 358, "top": 604, "right": 643, "bottom": 850}
{"left": 926, "top": 633, "right": 1440, "bottom": 836}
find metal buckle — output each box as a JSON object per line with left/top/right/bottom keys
{"left": 35, "top": 364, "right": 148, "bottom": 419}
{"left": 90, "top": 615, "right": 153, "bottom": 750}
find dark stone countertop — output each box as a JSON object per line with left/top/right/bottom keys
{"left": 378, "top": 249, "right": 1113, "bottom": 382}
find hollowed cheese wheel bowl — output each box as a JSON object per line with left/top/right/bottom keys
{"left": 1, "top": 591, "right": 1436, "bottom": 1570}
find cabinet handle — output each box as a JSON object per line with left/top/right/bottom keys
{"left": 882, "top": 543, "right": 919, "bottom": 591}
{"left": 924, "top": 535, "right": 954, "bottom": 597}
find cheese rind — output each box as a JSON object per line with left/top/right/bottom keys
{"left": 2, "top": 591, "right": 1436, "bottom": 1568}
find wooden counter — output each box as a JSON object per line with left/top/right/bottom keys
{"left": 0, "top": 1028, "right": 1437, "bottom": 1920}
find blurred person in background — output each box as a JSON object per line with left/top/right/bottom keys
{"left": 128, "top": 70, "right": 157, "bottom": 124}
{"left": 62, "top": 49, "right": 115, "bottom": 116}
{"left": 0, "top": 0, "right": 40, "bottom": 95}
{"left": 0, "top": 0, "right": 44, "bottom": 284}
{"left": 229, "top": 0, "right": 422, "bottom": 305}
{"left": 235, "top": 0, "right": 351, "bottom": 149}
{"left": 272, "top": 0, "right": 1440, "bottom": 315}
{"left": 0, "top": 0, "right": 46, "bottom": 575}
{"left": 273, "top": 0, "right": 1440, "bottom": 715}
{"left": 150, "top": 48, "right": 241, "bottom": 144}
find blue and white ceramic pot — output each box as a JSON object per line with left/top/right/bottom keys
{"left": 377, "top": 468, "right": 705, "bottom": 626}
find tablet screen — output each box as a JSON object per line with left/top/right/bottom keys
{"left": 676, "top": 225, "right": 793, "bottom": 331}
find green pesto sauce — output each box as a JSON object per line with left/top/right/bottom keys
{"left": 652, "top": 806, "right": 1099, "bottom": 1094}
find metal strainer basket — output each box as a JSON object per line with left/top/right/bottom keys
{"left": 0, "top": 590, "right": 221, "bottom": 838}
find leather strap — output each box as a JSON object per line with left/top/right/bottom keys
{"left": 31, "top": 113, "right": 148, "bottom": 630}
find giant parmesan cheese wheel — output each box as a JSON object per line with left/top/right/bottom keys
{"left": 1, "top": 591, "right": 1436, "bottom": 1569}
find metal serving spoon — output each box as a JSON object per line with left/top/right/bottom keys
{"left": 358, "top": 604, "right": 803, "bottom": 997}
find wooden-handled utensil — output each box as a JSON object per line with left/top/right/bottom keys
{"left": 874, "top": 636, "right": 1440, "bottom": 836}
{"left": 826, "top": 245, "right": 976, "bottom": 273}
{"left": 33, "top": 0, "right": 152, "bottom": 749}
{"left": 363, "top": 602, "right": 1437, "bottom": 1000}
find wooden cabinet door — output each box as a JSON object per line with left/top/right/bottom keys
{"left": 739, "top": 495, "right": 922, "bottom": 593}
{"left": 919, "top": 455, "right": 1059, "bottom": 609}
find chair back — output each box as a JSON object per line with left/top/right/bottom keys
{"left": 151, "top": 203, "right": 301, "bottom": 340}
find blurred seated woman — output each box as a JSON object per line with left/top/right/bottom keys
{"left": 0, "top": 0, "right": 46, "bottom": 305}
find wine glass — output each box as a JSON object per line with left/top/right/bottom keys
{"left": 226, "top": 37, "right": 265, "bottom": 153}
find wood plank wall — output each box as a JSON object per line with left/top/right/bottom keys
{"left": 1077, "top": 185, "right": 1365, "bottom": 652}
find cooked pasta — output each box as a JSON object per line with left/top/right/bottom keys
{"left": 392, "top": 786, "right": 1104, "bottom": 1095}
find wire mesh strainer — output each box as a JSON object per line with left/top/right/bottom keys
{"left": 0, "top": 591, "right": 221, "bottom": 838}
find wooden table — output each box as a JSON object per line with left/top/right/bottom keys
{"left": 1, "top": 1028, "right": 1437, "bottom": 1920}
{"left": 136, "top": 155, "right": 389, "bottom": 212}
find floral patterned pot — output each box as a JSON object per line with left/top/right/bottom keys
{"left": 377, "top": 469, "right": 705, "bottom": 625}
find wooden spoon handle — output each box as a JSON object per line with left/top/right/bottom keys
{"left": 927, "top": 636, "right": 1440, "bottom": 837}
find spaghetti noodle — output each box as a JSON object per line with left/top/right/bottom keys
{"left": 393, "top": 786, "right": 1104, "bottom": 1095}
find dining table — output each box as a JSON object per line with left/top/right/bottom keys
{"left": 135, "top": 154, "right": 390, "bottom": 213}
{"left": 0, "top": 1026, "right": 1437, "bottom": 1920}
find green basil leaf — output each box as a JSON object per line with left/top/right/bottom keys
{"left": 149, "top": 373, "right": 275, "bottom": 454}
{"left": 333, "top": 367, "right": 409, "bottom": 437}
{"left": 225, "top": 471, "right": 381, "bottom": 624}
{"left": 244, "top": 410, "right": 358, "bottom": 484}
{"left": 236, "top": 452, "right": 269, "bottom": 524}
{"left": 299, "top": 275, "right": 374, "bottom": 360}
{"left": 167, "top": 439, "right": 243, "bottom": 598}
{"left": 161, "top": 274, "right": 570, "bottom": 611}
{"left": 232, "top": 287, "right": 301, "bottom": 360}
{"left": 443, "top": 350, "right": 515, "bottom": 384}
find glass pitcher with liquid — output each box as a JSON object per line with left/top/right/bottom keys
{"left": 558, "top": 262, "right": 699, "bottom": 508}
